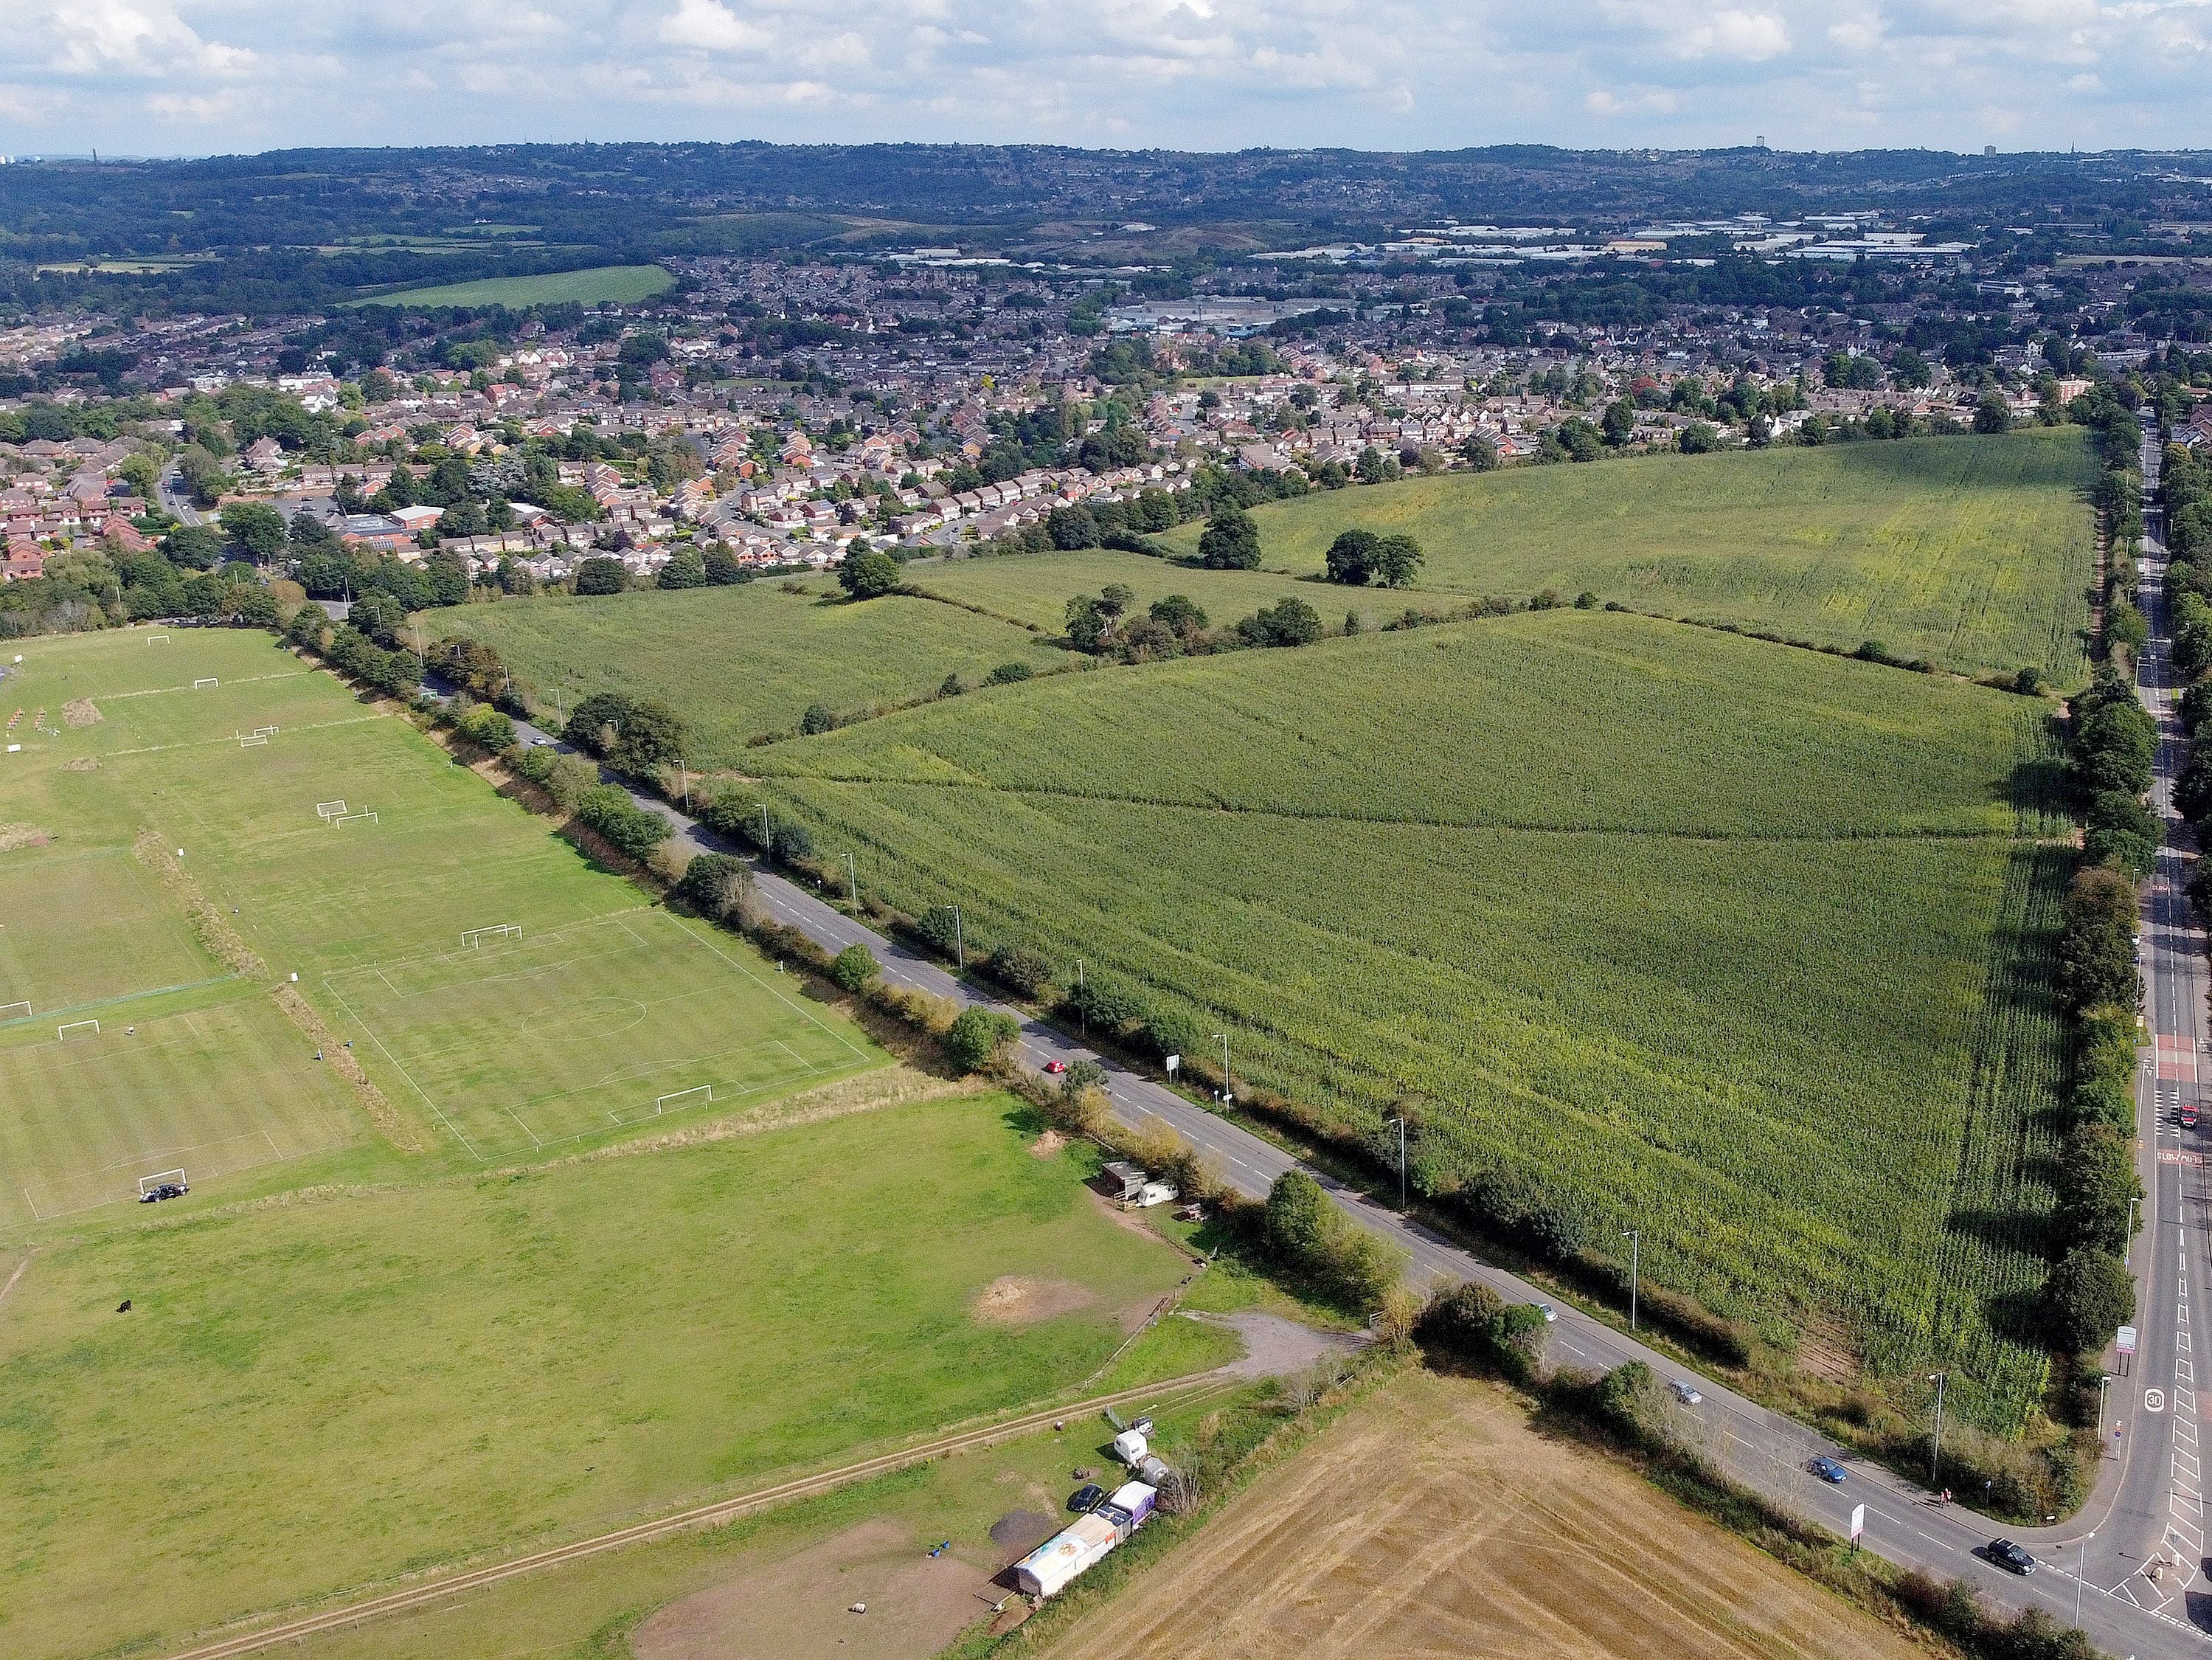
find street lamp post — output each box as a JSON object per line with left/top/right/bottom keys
{"left": 1075, "top": 959, "right": 1084, "bottom": 1036}
{"left": 1388, "top": 1117, "right": 1407, "bottom": 1211}
{"left": 844, "top": 851, "right": 858, "bottom": 908}
{"left": 1622, "top": 1229, "right": 1640, "bottom": 1332}
{"left": 2076, "top": 1532, "right": 2095, "bottom": 1629}
{"left": 758, "top": 803, "right": 771, "bottom": 859}
{"left": 951, "top": 906, "right": 963, "bottom": 969}
{"left": 2097, "top": 1373, "right": 2112, "bottom": 1453}
{"left": 1213, "top": 1033, "right": 1230, "bottom": 1103}
{"left": 2126, "top": 1194, "right": 2143, "bottom": 1268}
{"left": 1927, "top": 1372, "right": 1947, "bottom": 1487}
{"left": 679, "top": 758, "right": 690, "bottom": 812}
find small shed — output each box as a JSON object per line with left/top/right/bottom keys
{"left": 1100, "top": 1161, "right": 1148, "bottom": 1202}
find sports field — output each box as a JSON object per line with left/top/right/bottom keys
{"left": 901, "top": 548, "right": 1384, "bottom": 634}
{"left": 434, "top": 582, "right": 1075, "bottom": 764}
{"left": 349, "top": 262, "right": 675, "bottom": 308}
{"left": 747, "top": 610, "right": 2070, "bottom": 1424}
{"left": 1159, "top": 430, "right": 2098, "bottom": 681}
{"left": 0, "top": 626, "right": 1227, "bottom": 1660}
{"left": 0, "top": 625, "right": 886, "bottom": 1219}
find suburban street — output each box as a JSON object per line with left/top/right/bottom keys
{"left": 497, "top": 628, "right": 2210, "bottom": 1657}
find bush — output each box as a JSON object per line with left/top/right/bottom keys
{"left": 829, "top": 944, "right": 880, "bottom": 993}
{"left": 988, "top": 944, "right": 1057, "bottom": 998}
{"left": 915, "top": 905, "right": 965, "bottom": 960}
{"left": 982, "top": 660, "right": 1035, "bottom": 686}
{"left": 838, "top": 549, "right": 903, "bottom": 599}
{"left": 575, "top": 556, "right": 627, "bottom": 595}
{"left": 674, "top": 851, "right": 749, "bottom": 918}
{"left": 800, "top": 702, "right": 837, "bottom": 736}
{"left": 945, "top": 1006, "right": 1020, "bottom": 1073}
{"left": 574, "top": 784, "right": 672, "bottom": 862}
{"left": 454, "top": 703, "right": 514, "bottom": 751}
{"left": 1261, "top": 1169, "right": 1403, "bottom": 1310}
{"left": 2044, "top": 1246, "right": 2135, "bottom": 1355}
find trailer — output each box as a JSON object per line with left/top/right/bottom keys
{"left": 1014, "top": 1512, "right": 1120, "bottom": 1598}
{"left": 1111, "top": 1428, "right": 1148, "bottom": 1465}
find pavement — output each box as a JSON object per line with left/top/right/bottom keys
{"left": 484, "top": 460, "right": 2212, "bottom": 1654}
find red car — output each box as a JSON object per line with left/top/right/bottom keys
{"left": 1044, "top": 1060, "right": 1067, "bottom": 1075}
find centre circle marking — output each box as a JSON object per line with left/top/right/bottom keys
{"left": 524, "top": 996, "right": 648, "bottom": 1042}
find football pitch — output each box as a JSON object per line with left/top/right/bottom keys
{"left": 322, "top": 908, "right": 873, "bottom": 1159}
{"left": 0, "top": 625, "right": 887, "bottom": 1225}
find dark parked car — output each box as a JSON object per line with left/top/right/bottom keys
{"left": 138, "top": 1181, "right": 188, "bottom": 1204}
{"left": 1989, "top": 1539, "right": 2036, "bottom": 1575}
{"left": 1069, "top": 1483, "right": 1105, "bottom": 1512}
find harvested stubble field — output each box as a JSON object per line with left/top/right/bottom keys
{"left": 1035, "top": 1367, "right": 1924, "bottom": 1660}
{"left": 434, "top": 581, "right": 1075, "bottom": 764}
{"left": 746, "top": 609, "right": 2070, "bottom": 1424}
{"left": 1160, "top": 429, "right": 2097, "bottom": 681}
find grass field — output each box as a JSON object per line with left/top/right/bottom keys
{"left": 349, "top": 263, "right": 674, "bottom": 308}
{"left": 434, "top": 584, "right": 1076, "bottom": 764}
{"left": 0, "top": 626, "right": 1228, "bottom": 1660}
{"left": 0, "top": 1093, "right": 1202, "bottom": 1659}
{"left": 743, "top": 610, "right": 2070, "bottom": 1423}
{"left": 1159, "top": 431, "right": 2097, "bottom": 681}
{"left": 1036, "top": 1368, "right": 1922, "bottom": 1660}
{"left": 901, "top": 548, "right": 1400, "bottom": 634}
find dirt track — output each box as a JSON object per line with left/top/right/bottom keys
{"left": 1036, "top": 1369, "right": 1923, "bottom": 1660}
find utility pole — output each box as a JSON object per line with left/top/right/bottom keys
{"left": 1213, "top": 1033, "right": 1230, "bottom": 1103}
{"left": 1389, "top": 1117, "right": 1407, "bottom": 1211}
{"left": 844, "top": 850, "right": 858, "bottom": 908}
{"left": 1927, "top": 1372, "right": 1947, "bottom": 1487}
{"left": 1622, "top": 1229, "right": 1640, "bottom": 1331}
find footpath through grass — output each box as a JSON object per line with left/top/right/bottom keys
{"left": 1161, "top": 430, "right": 2097, "bottom": 682}
{"left": 0, "top": 627, "right": 1216, "bottom": 1660}
{"left": 747, "top": 609, "right": 2072, "bottom": 1425}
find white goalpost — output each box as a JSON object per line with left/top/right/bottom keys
{"left": 315, "top": 800, "right": 347, "bottom": 819}
{"left": 58, "top": 1019, "right": 99, "bottom": 1040}
{"left": 461, "top": 923, "right": 523, "bottom": 947}
{"left": 654, "top": 1084, "right": 713, "bottom": 1115}
{"left": 0, "top": 1000, "right": 29, "bottom": 1020}
{"left": 137, "top": 1169, "right": 187, "bottom": 1197}
{"left": 238, "top": 733, "right": 267, "bottom": 747}
{"left": 144, "top": 634, "right": 170, "bottom": 644}
{"left": 193, "top": 677, "right": 218, "bottom": 689}
{"left": 328, "top": 810, "right": 378, "bottom": 826}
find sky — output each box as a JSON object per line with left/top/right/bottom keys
{"left": 0, "top": 0, "right": 2207, "bottom": 159}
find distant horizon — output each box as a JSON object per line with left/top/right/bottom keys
{"left": 7, "top": 137, "right": 2212, "bottom": 169}
{"left": 5, "top": 1, "right": 2210, "bottom": 159}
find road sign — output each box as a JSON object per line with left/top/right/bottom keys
{"left": 1165, "top": 1054, "right": 1179, "bottom": 1076}
{"left": 2118, "top": 1325, "right": 2139, "bottom": 1356}
{"left": 1850, "top": 1504, "right": 1865, "bottom": 1543}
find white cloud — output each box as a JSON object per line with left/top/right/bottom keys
{"left": 658, "top": 0, "right": 769, "bottom": 53}
{"left": 0, "top": 0, "right": 2205, "bottom": 154}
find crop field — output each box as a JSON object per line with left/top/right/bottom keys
{"left": 1038, "top": 1368, "right": 1924, "bottom": 1660}
{"left": 1159, "top": 431, "right": 2097, "bottom": 681}
{"left": 349, "top": 262, "right": 675, "bottom": 308}
{"left": 901, "top": 548, "right": 1397, "bottom": 634}
{"left": 434, "top": 582, "right": 1075, "bottom": 764}
{"left": 747, "top": 611, "right": 2069, "bottom": 1422}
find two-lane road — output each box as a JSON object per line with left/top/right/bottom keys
{"left": 484, "top": 564, "right": 2212, "bottom": 1656}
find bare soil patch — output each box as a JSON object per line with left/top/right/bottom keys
{"left": 0, "top": 822, "right": 53, "bottom": 854}
{"left": 1029, "top": 1128, "right": 1069, "bottom": 1158}
{"left": 1795, "top": 1311, "right": 1859, "bottom": 1385}
{"left": 1035, "top": 1368, "right": 1924, "bottom": 1660}
{"left": 60, "top": 755, "right": 98, "bottom": 772}
{"left": 631, "top": 1518, "right": 991, "bottom": 1660}
{"left": 1199, "top": 1311, "right": 1367, "bottom": 1380}
{"left": 60, "top": 697, "right": 100, "bottom": 728}
{"left": 988, "top": 1507, "right": 1058, "bottom": 1554}
{"left": 973, "top": 1275, "right": 1098, "bottom": 1327}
